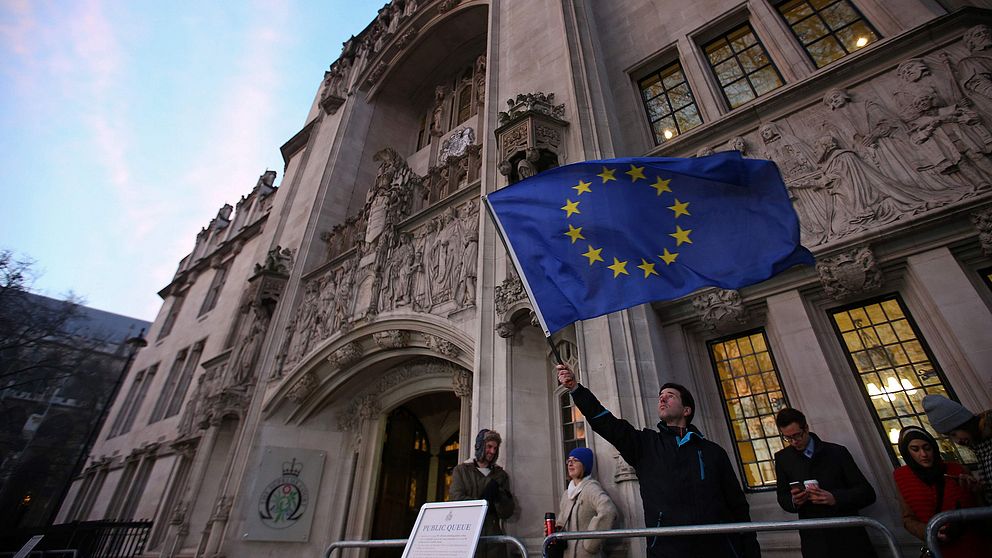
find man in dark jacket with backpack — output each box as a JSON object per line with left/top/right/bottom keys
{"left": 557, "top": 364, "right": 760, "bottom": 558}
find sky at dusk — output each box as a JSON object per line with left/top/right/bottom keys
{"left": 1, "top": 0, "right": 383, "bottom": 321}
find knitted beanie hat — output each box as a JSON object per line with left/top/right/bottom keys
{"left": 568, "top": 447, "right": 594, "bottom": 476}
{"left": 922, "top": 395, "right": 974, "bottom": 434}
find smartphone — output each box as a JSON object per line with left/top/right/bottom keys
{"left": 789, "top": 481, "right": 802, "bottom": 490}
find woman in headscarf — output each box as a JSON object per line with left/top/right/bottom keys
{"left": 555, "top": 447, "right": 618, "bottom": 558}
{"left": 892, "top": 426, "right": 986, "bottom": 557}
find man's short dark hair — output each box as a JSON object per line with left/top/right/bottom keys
{"left": 660, "top": 382, "right": 695, "bottom": 424}
{"left": 775, "top": 407, "right": 807, "bottom": 429}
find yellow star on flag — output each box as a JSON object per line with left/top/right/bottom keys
{"left": 670, "top": 226, "right": 693, "bottom": 246}
{"left": 637, "top": 258, "right": 658, "bottom": 278}
{"left": 564, "top": 224, "right": 585, "bottom": 244}
{"left": 626, "top": 165, "right": 646, "bottom": 182}
{"left": 659, "top": 248, "right": 679, "bottom": 265}
{"left": 582, "top": 245, "right": 604, "bottom": 265}
{"left": 573, "top": 180, "right": 592, "bottom": 195}
{"left": 561, "top": 199, "right": 581, "bottom": 218}
{"left": 607, "top": 257, "right": 629, "bottom": 278}
{"left": 649, "top": 177, "right": 671, "bottom": 196}
{"left": 668, "top": 198, "right": 690, "bottom": 218}
{"left": 597, "top": 167, "right": 617, "bottom": 183}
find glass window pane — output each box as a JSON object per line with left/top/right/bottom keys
{"left": 810, "top": 0, "right": 836, "bottom": 9}
{"left": 674, "top": 105, "right": 702, "bottom": 132}
{"left": 821, "top": 0, "right": 857, "bottom": 30}
{"left": 641, "top": 76, "right": 664, "bottom": 101}
{"left": 750, "top": 66, "right": 783, "bottom": 96}
{"left": 793, "top": 15, "right": 831, "bottom": 44}
{"left": 725, "top": 79, "right": 756, "bottom": 109}
{"left": 706, "top": 41, "right": 734, "bottom": 65}
{"left": 646, "top": 97, "right": 669, "bottom": 120}
{"left": 653, "top": 116, "right": 678, "bottom": 143}
{"left": 779, "top": 0, "right": 814, "bottom": 24}
{"left": 667, "top": 83, "right": 693, "bottom": 110}
{"left": 836, "top": 21, "right": 878, "bottom": 52}
{"left": 738, "top": 45, "right": 770, "bottom": 73}
{"left": 808, "top": 35, "right": 847, "bottom": 67}
{"left": 713, "top": 58, "right": 744, "bottom": 89}
{"left": 661, "top": 68, "right": 686, "bottom": 89}
{"left": 728, "top": 28, "right": 757, "bottom": 52}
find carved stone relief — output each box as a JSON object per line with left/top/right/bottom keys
{"left": 336, "top": 360, "right": 460, "bottom": 431}
{"left": 691, "top": 289, "right": 748, "bottom": 331}
{"left": 972, "top": 206, "right": 992, "bottom": 255}
{"left": 287, "top": 371, "right": 319, "bottom": 404}
{"left": 496, "top": 92, "right": 568, "bottom": 184}
{"left": 738, "top": 28, "right": 992, "bottom": 249}
{"left": 816, "top": 245, "right": 883, "bottom": 300}
{"left": 452, "top": 369, "right": 472, "bottom": 397}
{"left": 613, "top": 453, "right": 638, "bottom": 483}
{"left": 439, "top": 127, "right": 476, "bottom": 161}
{"left": 494, "top": 275, "right": 527, "bottom": 315}
{"left": 424, "top": 334, "right": 459, "bottom": 357}
{"left": 373, "top": 329, "right": 409, "bottom": 349}
{"left": 328, "top": 342, "right": 364, "bottom": 369}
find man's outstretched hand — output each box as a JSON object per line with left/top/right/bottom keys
{"left": 557, "top": 364, "right": 577, "bottom": 391}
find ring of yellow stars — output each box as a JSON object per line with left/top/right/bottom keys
{"left": 573, "top": 180, "right": 592, "bottom": 195}
{"left": 597, "top": 167, "right": 617, "bottom": 183}
{"left": 649, "top": 177, "right": 671, "bottom": 196}
{"left": 607, "top": 257, "right": 629, "bottom": 278}
{"left": 561, "top": 198, "right": 581, "bottom": 218}
{"left": 670, "top": 225, "right": 693, "bottom": 246}
{"left": 564, "top": 224, "right": 585, "bottom": 244}
{"left": 582, "top": 245, "right": 604, "bottom": 265}
{"left": 626, "top": 165, "right": 646, "bottom": 182}
{"left": 637, "top": 258, "right": 658, "bottom": 278}
{"left": 658, "top": 248, "right": 679, "bottom": 265}
{"left": 668, "top": 198, "right": 690, "bottom": 218}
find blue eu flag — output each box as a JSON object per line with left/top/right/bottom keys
{"left": 483, "top": 151, "right": 814, "bottom": 335}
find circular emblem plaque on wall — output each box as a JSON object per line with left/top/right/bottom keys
{"left": 258, "top": 458, "right": 309, "bottom": 529}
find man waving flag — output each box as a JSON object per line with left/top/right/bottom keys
{"left": 482, "top": 151, "right": 814, "bottom": 336}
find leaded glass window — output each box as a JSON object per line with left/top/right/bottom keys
{"left": 704, "top": 24, "right": 784, "bottom": 109}
{"left": 555, "top": 340, "right": 586, "bottom": 460}
{"left": 777, "top": 0, "right": 879, "bottom": 68}
{"left": 639, "top": 61, "right": 703, "bottom": 144}
{"left": 709, "top": 330, "right": 789, "bottom": 489}
{"left": 830, "top": 296, "right": 973, "bottom": 465}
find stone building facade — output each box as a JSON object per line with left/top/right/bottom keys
{"left": 59, "top": 1, "right": 992, "bottom": 556}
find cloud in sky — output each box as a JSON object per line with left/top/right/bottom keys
{"left": 1, "top": 0, "right": 382, "bottom": 320}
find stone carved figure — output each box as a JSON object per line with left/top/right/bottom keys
{"left": 692, "top": 289, "right": 747, "bottom": 331}
{"left": 393, "top": 234, "right": 416, "bottom": 306}
{"left": 816, "top": 245, "right": 883, "bottom": 300}
{"left": 316, "top": 272, "right": 338, "bottom": 340}
{"left": 454, "top": 202, "right": 479, "bottom": 307}
{"left": 231, "top": 307, "right": 269, "bottom": 385}
{"left": 431, "top": 86, "right": 447, "bottom": 135}
{"left": 285, "top": 280, "right": 321, "bottom": 368}
{"left": 438, "top": 127, "right": 476, "bottom": 161}
{"left": 894, "top": 58, "right": 992, "bottom": 191}
{"left": 761, "top": 123, "right": 831, "bottom": 245}
{"left": 516, "top": 147, "right": 541, "bottom": 180}
{"left": 957, "top": 25, "right": 992, "bottom": 117}
{"left": 814, "top": 133, "right": 925, "bottom": 236}
{"left": 475, "top": 55, "right": 486, "bottom": 106}
{"left": 726, "top": 136, "right": 749, "bottom": 156}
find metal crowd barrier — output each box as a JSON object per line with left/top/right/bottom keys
{"left": 925, "top": 506, "right": 992, "bottom": 558}
{"left": 542, "top": 516, "right": 901, "bottom": 558}
{"left": 323, "top": 534, "right": 529, "bottom": 557}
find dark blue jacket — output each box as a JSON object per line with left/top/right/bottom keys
{"left": 571, "top": 384, "right": 760, "bottom": 558}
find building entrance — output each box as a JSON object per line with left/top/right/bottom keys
{"left": 369, "top": 391, "right": 460, "bottom": 557}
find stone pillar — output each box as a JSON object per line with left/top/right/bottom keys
{"left": 160, "top": 420, "right": 222, "bottom": 558}
{"left": 452, "top": 369, "right": 473, "bottom": 461}
{"left": 200, "top": 419, "right": 244, "bottom": 558}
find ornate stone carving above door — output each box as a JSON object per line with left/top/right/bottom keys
{"left": 816, "top": 245, "right": 883, "bottom": 300}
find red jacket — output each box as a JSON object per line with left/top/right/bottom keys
{"left": 893, "top": 462, "right": 987, "bottom": 558}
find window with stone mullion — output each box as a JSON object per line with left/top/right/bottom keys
{"left": 555, "top": 340, "right": 586, "bottom": 463}
{"left": 638, "top": 61, "right": 703, "bottom": 144}
{"left": 776, "top": 0, "right": 879, "bottom": 68}
{"left": 708, "top": 329, "right": 790, "bottom": 490}
{"left": 828, "top": 295, "right": 974, "bottom": 466}
{"left": 704, "top": 23, "right": 783, "bottom": 109}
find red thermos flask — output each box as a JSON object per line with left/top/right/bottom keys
{"left": 544, "top": 512, "right": 556, "bottom": 537}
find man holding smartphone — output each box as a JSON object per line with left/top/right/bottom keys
{"left": 774, "top": 407, "right": 878, "bottom": 558}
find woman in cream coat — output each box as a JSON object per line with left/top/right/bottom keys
{"left": 556, "top": 447, "right": 619, "bottom": 558}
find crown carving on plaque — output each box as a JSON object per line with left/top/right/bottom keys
{"left": 282, "top": 458, "right": 303, "bottom": 476}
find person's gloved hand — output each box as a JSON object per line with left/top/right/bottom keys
{"left": 480, "top": 480, "right": 500, "bottom": 504}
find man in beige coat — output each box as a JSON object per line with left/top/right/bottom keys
{"left": 449, "top": 429, "right": 515, "bottom": 558}
{"left": 556, "top": 447, "right": 618, "bottom": 558}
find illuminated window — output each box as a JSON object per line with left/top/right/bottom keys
{"left": 704, "top": 24, "right": 784, "bottom": 109}
{"left": 830, "top": 296, "right": 973, "bottom": 465}
{"left": 639, "top": 61, "right": 703, "bottom": 144}
{"left": 709, "top": 330, "right": 789, "bottom": 489}
{"left": 776, "top": 0, "right": 880, "bottom": 68}
{"left": 981, "top": 267, "right": 992, "bottom": 292}
{"left": 555, "top": 340, "right": 586, "bottom": 460}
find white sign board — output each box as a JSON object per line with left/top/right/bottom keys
{"left": 401, "top": 500, "right": 489, "bottom": 558}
